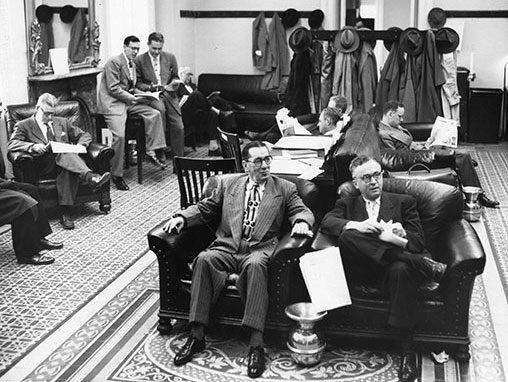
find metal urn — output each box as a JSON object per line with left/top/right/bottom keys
{"left": 285, "top": 302, "right": 327, "bottom": 366}
{"left": 463, "top": 186, "right": 483, "bottom": 222}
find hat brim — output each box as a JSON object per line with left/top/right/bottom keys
{"left": 435, "top": 27, "right": 460, "bottom": 54}
{"left": 400, "top": 28, "right": 424, "bottom": 56}
{"left": 428, "top": 7, "right": 447, "bottom": 29}
{"left": 333, "top": 27, "right": 360, "bottom": 53}
{"left": 289, "top": 27, "right": 313, "bottom": 54}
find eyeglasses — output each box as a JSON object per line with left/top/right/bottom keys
{"left": 356, "top": 171, "right": 383, "bottom": 183}
{"left": 246, "top": 155, "right": 273, "bottom": 167}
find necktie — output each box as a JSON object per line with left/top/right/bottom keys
{"left": 242, "top": 184, "right": 260, "bottom": 240}
{"left": 45, "top": 123, "right": 55, "bottom": 142}
{"left": 366, "top": 201, "right": 377, "bottom": 220}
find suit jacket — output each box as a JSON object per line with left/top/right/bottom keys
{"left": 134, "top": 51, "right": 181, "bottom": 116}
{"left": 8, "top": 116, "right": 92, "bottom": 153}
{"left": 97, "top": 53, "right": 137, "bottom": 116}
{"left": 319, "top": 191, "right": 425, "bottom": 254}
{"left": 378, "top": 121, "right": 412, "bottom": 150}
{"left": 179, "top": 173, "right": 314, "bottom": 255}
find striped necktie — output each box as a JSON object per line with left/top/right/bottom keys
{"left": 242, "top": 184, "right": 260, "bottom": 240}
{"left": 45, "top": 123, "right": 55, "bottom": 142}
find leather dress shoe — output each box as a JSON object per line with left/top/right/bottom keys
{"left": 247, "top": 346, "right": 265, "bottom": 378}
{"left": 40, "top": 238, "right": 63, "bottom": 250}
{"left": 419, "top": 257, "right": 447, "bottom": 282}
{"left": 60, "top": 214, "right": 75, "bottom": 230}
{"left": 173, "top": 336, "right": 205, "bottom": 366}
{"left": 112, "top": 176, "right": 130, "bottom": 191}
{"left": 399, "top": 352, "right": 418, "bottom": 382}
{"left": 88, "top": 172, "right": 111, "bottom": 189}
{"left": 478, "top": 193, "right": 499, "bottom": 208}
{"left": 232, "top": 102, "right": 246, "bottom": 111}
{"left": 18, "top": 254, "right": 55, "bottom": 265}
{"left": 146, "top": 152, "right": 167, "bottom": 170}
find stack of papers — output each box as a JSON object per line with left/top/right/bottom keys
{"left": 274, "top": 135, "right": 333, "bottom": 154}
{"left": 281, "top": 149, "right": 318, "bottom": 159}
{"left": 299, "top": 247, "right": 351, "bottom": 312}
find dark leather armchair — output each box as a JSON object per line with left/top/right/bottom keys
{"left": 147, "top": 176, "right": 321, "bottom": 334}
{"left": 311, "top": 178, "right": 485, "bottom": 361}
{"left": 5, "top": 99, "right": 114, "bottom": 212}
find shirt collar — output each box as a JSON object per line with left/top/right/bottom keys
{"left": 123, "top": 53, "right": 132, "bottom": 66}
{"left": 362, "top": 196, "right": 381, "bottom": 206}
{"left": 246, "top": 179, "right": 266, "bottom": 193}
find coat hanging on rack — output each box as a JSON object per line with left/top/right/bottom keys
{"left": 375, "top": 38, "right": 405, "bottom": 110}
{"left": 357, "top": 40, "right": 378, "bottom": 113}
{"left": 320, "top": 41, "right": 335, "bottom": 109}
{"left": 252, "top": 12, "right": 271, "bottom": 71}
{"left": 261, "top": 12, "right": 289, "bottom": 91}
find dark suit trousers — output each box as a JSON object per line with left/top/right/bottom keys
{"left": 181, "top": 92, "right": 219, "bottom": 141}
{"left": 455, "top": 152, "right": 481, "bottom": 187}
{"left": 338, "top": 230, "right": 420, "bottom": 329}
{"left": 10, "top": 182, "right": 51, "bottom": 260}
{"left": 151, "top": 94, "right": 185, "bottom": 157}
{"left": 189, "top": 243, "right": 270, "bottom": 332}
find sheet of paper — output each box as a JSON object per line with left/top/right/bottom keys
{"left": 269, "top": 158, "right": 311, "bottom": 175}
{"left": 49, "top": 48, "right": 69, "bottom": 75}
{"left": 428, "top": 116, "right": 458, "bottom": 148}
{"left": 298, "top": 166, "right": 324, "bottom": 180}
{"left": 299, "top": 247, "right": 352, "bottom": 312}
{"left": 274, "top": 135, "right": 333, "bottom": 152}
{"left": 50, "top": 141, "right": 86, "bottom": 154}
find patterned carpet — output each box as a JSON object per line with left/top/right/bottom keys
{"left": 1, "top": 144, "right": 507, "bottom": 381}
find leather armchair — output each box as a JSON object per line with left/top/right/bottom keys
{"left": 312, "top": 178, "right": 485, "bottom": 361}
{"left": 147, "top": 176, "right": 320, "bottom": 334}
{"left": 5, "top": 99, "right": 114, "bottom": 212}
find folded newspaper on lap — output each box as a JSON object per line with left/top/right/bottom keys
{"left": 427, "top": 116, "right": 458, "bottom": 148}
{"left": 134, "top": 91, "right": 160, "bottom": 101}
{"left": 299, "top": 247, "right": 352, "bottom": 312}
{"left": 50, "top": 141, "right": 87, "bottom": 154}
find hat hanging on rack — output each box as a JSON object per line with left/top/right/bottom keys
{"left": 281, "top": 8, "right": 301, "bottom": 29}
{"left": 357, "top": 27, "right": 376, "bottom": 49}
{"left": 384, "top": 26, "right": 402, "bottom": 52}
{"left": 308, "top": 9, "right": 324, "bottom": 29}
{"left": 435, "top": 27, "right": 460, "bottom": 54}
{"left": 333, "top": 26, "right": 360, "bottom": 53}
{"left": 400, "top": 27, "right": 424, "bottom": 56}
{"left": 35, "top": 4, "right": 53, "bottom": 23}
{"left": 60, "top": 5, "right": 78, "bottom": 23}
{"left": 428, "top": 7, "right": 447, "bottom": 29}
{"left": 289, "top": 27, "right": 313, "bottom": 54}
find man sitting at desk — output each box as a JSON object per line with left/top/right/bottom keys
{"left": 378, "top": 100, "right": 498, "bottom": 208}
{"left": 8, "top": 93, "right": 111, "bottom": 229}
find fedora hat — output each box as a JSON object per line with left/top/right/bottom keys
{"left": 333, "top": 26, "right": 360, "bottom": 53}
{"left": 281, "top": 8, "right": 300, "bottom": 29}
{"left": 384, "top": 26, "right": 402, "bottom": 52}
{"left": 428, "top": 7, "right": 447, "bottom": 29}
{"left": 308, "top": 9, "right": 324, "bottom": 29}
{"left": 289, "top": 27, "right": 313, "bottom": 54}
{"left": 60, "top": 5, "right": 78, "bottom": 23}
{"left": 35, "top": 4, "right": 53, "bottom": 23}
{"left": 435, "top": 27, "right": 459, "bottom": 54}
{"left": 400, "top": 27, "right": 424, "bottom": 56}
{"left": 357, "top": 27, "right": 376, "bottom": 49}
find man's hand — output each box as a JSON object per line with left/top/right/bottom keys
{"left": 291, "top": 222, "right": 314, "bottom": 238}
{"left": 162, "top": 216, "right": 185, "bottom": 234}
{"left": 391, "top": 222, "right": 406, "bottom": 238}
{"left": 30, "top": 143, "right": 48, "bottom": 156}
{"left": 346, "top": 219, "right": 383, "bottom": 235}
{"left": 165, "top": 79, "right": 182, "bottom": 91}
{"left": 410, "top": 141, "right": 426, "bottom": 150}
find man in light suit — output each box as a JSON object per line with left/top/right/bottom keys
{"left": 378, "top": 100, "right": 499, "bottom": 208}
{"left": 163, "top": 141, "right": 314, "bottom": 378}
{"left": 134, "top": 32, "right": 184, "bottom": 158}
{"left": 97, "top": 35, "right": 167, "bottom": 191}
{"left": 8, "top": 93, "right": 111, "bottom": 229}
{"left": 319, "top": 155, "right": 447, "bottom": 382}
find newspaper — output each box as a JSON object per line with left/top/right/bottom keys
{"left": 299, "top": 247, "right": 351, "bottom": 312}
{"left": 427, "top": 116, "right": 458, "bottom": 148}
{"left": 134, "top": 91, "right": 160, "bottom": 101}
{"left": 50, "top": 141, "right": 86, "bottom": 154}
{"left": 275, "top": 108, "right": 311, "bottom": 136}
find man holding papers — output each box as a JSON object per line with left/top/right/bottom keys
{"left": 319, "top": 156, "right": 447, "bottom": 382}
{"left": 8, "top": 93, "right": 111, "bottom": 229}
{"left": 378, "top": 100, "right": 498, "bottom": 208}
{"left": 163, "top": 141, "right": 314, "bottom": 378}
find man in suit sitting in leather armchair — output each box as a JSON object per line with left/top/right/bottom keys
{"left": 319, "top": 155, "right": 448, "bottom": 382}
{"left": 162, "top": 141, "right": 314, "bottom": 378}
{"left": 8, "top": 93, "right": 111, "bottom": 229}
{"left": 378, "top": 100, "right": 498, "bottom": 208}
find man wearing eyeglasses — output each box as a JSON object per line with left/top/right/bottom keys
{"left": 163, "top": 141, "right": 314, "bottom": 378}
{"left": 319, "top": 155, "right": 447, "bottom": 382}
{"left": 378, "top": 100, "right": 499, "bottom": 208}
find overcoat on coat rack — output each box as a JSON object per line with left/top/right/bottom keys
{"left": 400, "top": 57, "right": 418, "bottom": 123}
{"left": 261, "top": 13, "right": 289, "bottom": 91}
{"left": 440, "top": 52, "right": 460, "bottom": 123}
{"left": 252, "top": 13, "right": 271, "bottom": 71}
{"left": 333, "top": 52, "right": 358, "bottom": 112}
{"left": 285, "top": 51, "right": 312, "bottom": 117}
{"left": 68, "top": 9, "right": 88, "bottom": 63}
{"left": 417, "top": 31, "right": 445, "bottom": 122}
{"left": 357, "top": 40, "right": 378, "bottom": 113}
{"left": 320, "top": 41, "right": 335, "bottom": 110}
{"left": 375, "top": 40, "right": 405, "bottom": 111}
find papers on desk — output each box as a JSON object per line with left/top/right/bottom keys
{"left": 269, "top": 157, "right": 324, "bottom": 179}
{"left": 299, "top": 247, "right": 351, "bottom": 312}
{"left": 275, "top": 107, "right": 311, "bottom": 136}
{"left": 274, "top": 135, "right": 333, "bottom": 153}
{"left": 50, "top": 141, "right": 87, "bottom": 154}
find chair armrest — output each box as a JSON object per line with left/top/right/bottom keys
{"left": 7, "top": 151, "right": 37, "bottom": 183}
{"left": 381, "top": 149, "right": 456, "bottom": 171}
{"left": 87, "top": 142, "right": 115, "bottom": 162}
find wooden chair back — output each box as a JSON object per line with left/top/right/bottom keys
{"left": 217, "top": 127, "right": 243, "bottom": 172}
{"left": 173, "top": 157, "right": 237, "bottom": 208}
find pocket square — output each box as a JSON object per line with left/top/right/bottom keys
{"left": 61, "top": 132, "right": 67, "bottom": 136}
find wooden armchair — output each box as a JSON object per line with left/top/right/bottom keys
{"left": 5, "top": 99, "right": 114, "bottom": 212}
